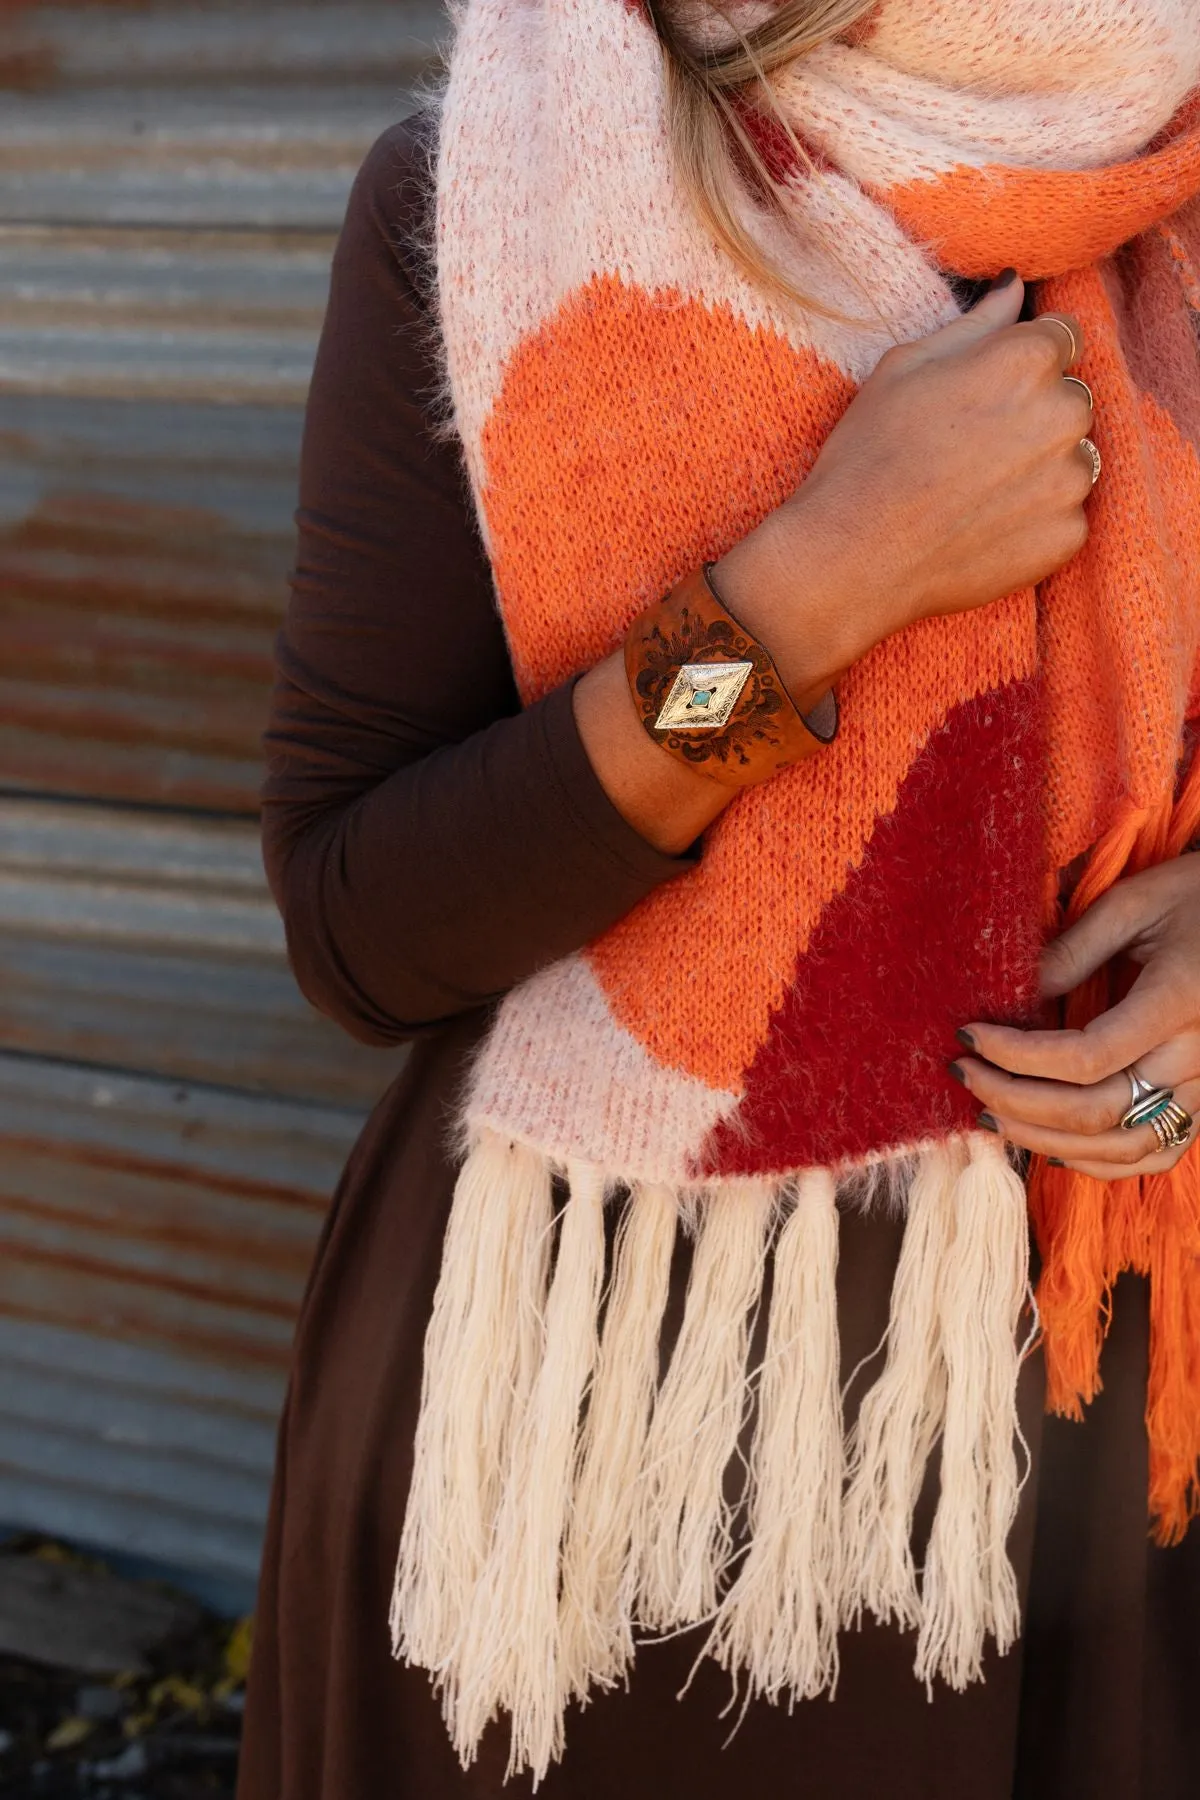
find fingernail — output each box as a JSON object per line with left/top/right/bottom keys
{"left": 977, "top": 1112, "right": 1000, "bottom": 1133}
{"left": 1047, "top": 1157, "right": 1065, "bottom": 1168}
{"left": 989, "top": 267, "right": 1018, "bottom": 290}
{"left": 947, "top": 1061, "right": 968, "bottom": 1085}
{"left": 956, "top": 1028, "right": 977, "bottom": 1051}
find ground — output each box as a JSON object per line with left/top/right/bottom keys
{"left": 0, "top": 1540, "right": 245, "bottom": 1799}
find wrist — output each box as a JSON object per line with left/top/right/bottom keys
{"left": 712, "top": 490, "right": 887, "bottom": 706}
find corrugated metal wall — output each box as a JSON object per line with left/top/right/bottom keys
{"left": 0, "top": 0, "right": 446, "bottom": 1603}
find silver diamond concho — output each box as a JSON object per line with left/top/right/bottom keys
{"left": 654, "top": 660, "right": 754, "bottom": 732}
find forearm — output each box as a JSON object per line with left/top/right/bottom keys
{"left": 264, "top": 679, "right": 697, "bottom": 1044}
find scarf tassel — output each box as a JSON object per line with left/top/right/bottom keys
{"left": 1031, "top": 769, "right": 1200, "bottom": 1547}
{"left": 393, "top": 1128, "right": 1030, "bottom": 1783}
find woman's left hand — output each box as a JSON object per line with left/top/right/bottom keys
{"left": 951, "top": 855, "right": 1200, "bottom": 1178}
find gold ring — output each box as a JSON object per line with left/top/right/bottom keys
{"left": 1150, "top": 1106, "right": 1193, "bottom": 1152}
{"left": 1063, "top": 374, "right": 1094, "bottom": 410}
{"left": 1042, "top": 315, "right": 1079, "bottom": 364}
{"left": 1156, "top": 1101, "right": 1194, "bottom": 1150}
{"left": 1080, "top": 438, "right": 1102, "bottom": 486}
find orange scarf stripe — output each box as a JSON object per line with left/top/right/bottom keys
{"left": 878, "top": 100, "right": 1200, "bottom": 280}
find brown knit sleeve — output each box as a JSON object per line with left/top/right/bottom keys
{"left": 261, "top": 116, "right": 695, "bottom": 1047}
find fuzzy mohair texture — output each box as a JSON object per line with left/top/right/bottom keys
{"left": 391, "top": 0, "right": 1200, "bottom": 1781}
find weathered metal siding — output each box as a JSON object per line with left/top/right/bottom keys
{"left": 0, "top": 1050, "right": 357, "bottom": 1586}
{"left": 0, "top": 0, "right": 445, "bottom": 1596}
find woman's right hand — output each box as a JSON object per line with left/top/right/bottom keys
{"left": 575, "top": 274, "right": 1097, "bottom": 856}
{"left": 715, "top": 274, "right": 1097, "bottom": 706}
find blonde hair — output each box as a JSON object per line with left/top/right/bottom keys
{"left": 645, "top": 0, "right": 880, "bottom": 301}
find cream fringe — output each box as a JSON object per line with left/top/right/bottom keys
{"left": 392, "top": 1127, "right": 1031, "bottom": 1785}
{"left": 390, "top": 1136, "right": 554, "bottom": 1694}
{"left": 841, "top": 1141, "right": 961, "bottom": 1632}
{"left": 559, "top": 1181, "right": 677, "bottom": 1697}
{"left": 449, "top": 1162, "right": 606, "bottom": 1775}
{"left": 915, "top": 1136, "right": 1028, "bottom": 1689}
{"left": 702, "top": 1169, "right": 843, "bottom": 1703}
{"left": 633, "top": 1179, "right": 775, "bottom": 1631}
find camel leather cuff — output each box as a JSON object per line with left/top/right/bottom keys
{"left": 623, "top": 565, "right": 838, "bottom": 789}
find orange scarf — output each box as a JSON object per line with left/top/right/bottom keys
{"left": 395, "top": 1, "right": 1200, "bottom": 1777}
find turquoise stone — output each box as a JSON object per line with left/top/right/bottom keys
{"left": 690, "top": 689, "right": 713, "bottom": 708}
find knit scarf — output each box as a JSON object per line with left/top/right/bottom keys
{"left": 392, "top": 0, "right": 1200, "bottom": 1779}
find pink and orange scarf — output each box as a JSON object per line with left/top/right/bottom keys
{"left": 392, "top": 0, "right": 1200, "bottom": 1779}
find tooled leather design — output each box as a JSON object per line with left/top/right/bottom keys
{"left": 624, "top": 567, "right": 829, "bottom": 787}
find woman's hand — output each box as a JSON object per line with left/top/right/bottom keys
{"left": 576, "top": 273, "right": 1098, "bottom": 857}
{"left": 715, "top": 273, "right": 1097, "bottom": 702}
{"left": 950, "top": 856, "right": 1200, "bottom": 1178}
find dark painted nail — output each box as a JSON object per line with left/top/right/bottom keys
{"left": 956, "top": 1028, "right": 977, "bottom": 1052}
{"left": 947, "top": 1061, "right": 967, "bottom": 1085}
{"left": 977, "top": 1112, "right": 1000, "bottom": 1133}
{"left": 1047, "top": 1158, "right": 1065, "bottom": 1168}
{"left": 989, "top": 267, "right": 1018, "bottom": 290}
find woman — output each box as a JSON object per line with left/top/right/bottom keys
{"left": 239, "top": 1, "right": 1200, "bottom": 1795}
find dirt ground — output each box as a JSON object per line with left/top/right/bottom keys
{"left": 0, "top": 1541, "right": 246, "bottom": 1799}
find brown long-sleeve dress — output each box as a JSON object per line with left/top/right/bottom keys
{"left": 237, "top": 117, "right": 1200, "bottom": 1800}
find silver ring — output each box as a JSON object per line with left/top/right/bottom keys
{"left": 1120, "top": 1066, "right": 1174, "bottom": 1130}
{"left": 1080, "top": 438, "right": 1102, "bottom": 486}
{"left": 1042, "top": 315, "right": 1079, "bottom": 363}
{"left": 1063, "top": 374, "right": 1094, "bottom": 410}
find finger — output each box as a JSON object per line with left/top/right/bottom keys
{"left": 1062, "top": 395, "right": 1096, "bottom": 451}
{"left": 962, "top": 965, "right": 1190, "bottom": 1085}
{"left": 1022, "top": 311, "right": 1085, "bottom": 370}
{"left": 910, "top": 272, "right": 1027, "bottom": 361}
{"left": 1043, "top": 1141, "right": 1194, "bottom": 1180}
{"left": 951, "top": 1035, "right": 1200, "bottom": 1135}
{"left": 1039, "top": 872, "right": 1163, "bottom": 999}
{"left": 977, "top": 1076, "right": 1200, "bottom": 1167}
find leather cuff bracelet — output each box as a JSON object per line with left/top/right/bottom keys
{"left": 623, "top": 565, "right": 838, "bottom": 788}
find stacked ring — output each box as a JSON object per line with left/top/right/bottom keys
{"left": 1037, "top": 318, "right": 1101, "bottom": 488}
{"left": 1120, "top": 1068, "right": 1194, "bottom": 1149}
{"left": 1042, "top": 316, "right": 1079, "bottom": 362}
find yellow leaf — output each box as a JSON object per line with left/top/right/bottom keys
{"left": 223, "top": 1616, "right": 254, "bottom": 1686}
{"left": 148, "top": 1675, "right": 206, "bottom": 1715}
{"left": 32, "top": 1540, "right": 107, "bottom": 1573}
{"left": 47, "top": 1717, "right": 94, "bottom": 1752}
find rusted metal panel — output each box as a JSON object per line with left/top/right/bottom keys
{"left": 0, "top": 796, "right": 409, "bottom": 1103}
{"left": 0, "top": 2, "right": 445, "bottom": 230}
{"left": 0, "top": 798, "right": 284, "bottom": 952}
{"left": 0, "top": 0, "right": 443, "bottom": 1595}
{"left": 0, "top": 937, "right": 408, "bottom": 1106}
{"left": 0, "top": 226, "right": 331, "bottom": 404}
{"left": 1, "top": 1, "right": 446, "bottom": 86}
{"left": 0, "top": 0, "right": 439, "bottom": 811}
{"left": 0, "top": 1051, "right": 363, "bottom": 1579}
{"left": 0, "top": 796, "right": 404, "bottom": 1572}
{"left": 0, "top": 391, "right": 300, "bottom": 810}
{"left": 0, "top": 1313, "right": 281, "bottom": 1582}
{"left": 0, "top": 1050, "right": 356, "bottom": 1205}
